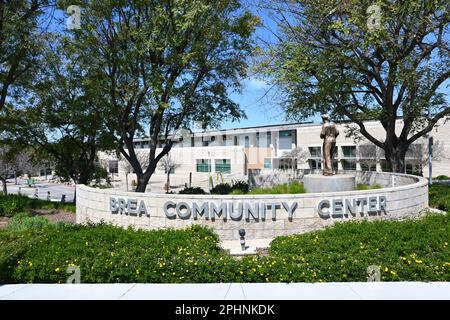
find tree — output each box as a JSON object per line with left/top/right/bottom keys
{"left": 2, "top": 40, "right": 114, "bottom": 185}
{"left": 282, "top": 147, "right": 309, "bottom": 173}
{"left": 0, "top": 147, "right": 35, "bottom": 194}
{"left": 60, "top": 0, "right": 258, "bottom": 192}
{"left": 119, "top": 151, "right": 149, "bottom": 192}
{"left": 0, "top": 0, "right": 54, "bottom": 112}
{"left": 260, "top": 0, "right": 449, "bottom": 172}
{"left": 158, "top": 154, "right": 180, "bottom": 193}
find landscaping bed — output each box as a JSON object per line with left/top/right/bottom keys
{"left": 0, "top": 194, "right": 76, "bottom": 229}
{"left": 0, "top": 211, "right": 448, "bottom": 283}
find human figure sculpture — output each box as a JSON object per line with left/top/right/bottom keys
{"left": 320, "top": 114, "right": 339, "bottom": 176}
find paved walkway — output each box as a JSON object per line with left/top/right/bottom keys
{"left": 5, "top": 179, "right": 75, "bottom": 202}
{"left": 0, "top": 283, "right": 448, "bottom": 300}
{"left": 220, "top": 238, "right": 273, "bottom": 256}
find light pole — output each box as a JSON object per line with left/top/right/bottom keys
{"left": 428, "top": 107, "right": 433, "bottom": 185}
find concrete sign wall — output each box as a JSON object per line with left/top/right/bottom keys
{"left": 76, "top": 172, "right": 428, "bottom": 240}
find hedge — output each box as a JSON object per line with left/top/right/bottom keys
{"left": 0, "top": 212, "right": 448, "bottom": 283}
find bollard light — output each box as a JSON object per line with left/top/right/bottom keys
{"left": 239, "top": 228, "right": 246, "bottom": 251}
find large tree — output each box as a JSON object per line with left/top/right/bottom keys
{"left": 2, "top": 42, "right": 114, "bottom": 185}
{"left": 0, "top": 0, "right": 54, "bottom": 112}
{"left": 260, "top": 0, "right": 449, "bottom": 172}
{"left": 61, "top": 0, "right": 258, "bottom": 192}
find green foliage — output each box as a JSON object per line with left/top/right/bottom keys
{"left": 178, "top": 187, "right": 207, "bottom": 195}
{"left": 0, "top": 213, "right": 448, "bottom": 283}
{"left": 249, "top": 181, "right": 306, "bottom": 195}
{"left": 429, "top": 185, "right": 450, "bottom": 211}
{"left": 7, "top": 213, "right": 50, "bottom": 232}
{"left": 356, "top": 183, "right": 382, "bottom": 190}
{"left": 435, "top": 175, "right": 449, "bottom": 180}
{"left": 52, "top": 0, "right": 258, "bottom": 192}
{"left": 0, "top": 194, "right": 75, "bottom": 217}
{"left": 211, "top": 183, "right": 233, "bottom": 195}
{"left": 0, "top": 195, "right": 28, "bottom": 217}
{"left": 0, "top": 224, "right": 238, "bottom": 283}
{"left": 261, "top": 0, "right": 450, "bottom": 173}
{"left": 262, "top": 213, "right": 450, "bottom": 282}
{"left": 230, "top": 180, "right": 249, "bottom": 193}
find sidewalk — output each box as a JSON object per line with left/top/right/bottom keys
{"left": 0, "top": 282, "right": 448, "bottom": 300}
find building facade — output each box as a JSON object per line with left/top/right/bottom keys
{"left": 100, "top": 118, "right": 450, "bottom": 191}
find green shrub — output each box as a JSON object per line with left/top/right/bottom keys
{"left": 0, "top": 194, "right": 75, "bottom": 216}
{"left": 356, "top": 183, "right": 382, "bottom": 190}
{"left": 249, "top": 181, "right": 306, "bottom": 194}
{"left": 0, "top": 195, "right": 28, "bottom": 217}
{"left": 429, "top": 184, "right": 450, "bottom": 211}
{"left": 7, "top": 213, "right": 50, "bottom": 232}
{"left": 435, "top": 175, "right": 449, "bottom": 180}
{"left": 211, "top": 183, "right": 232, "bottom": 195}
{"left": 0, "top": 213, "right": 448, "bottom": 283}
{"left": 178, "top": 187, "right": 207, "bottom": 194}
{"left": 231, "top": 180, "right": 249, "bottom": 193}
{"left": 0, "top": 224, "right": 238, "bottom": 283}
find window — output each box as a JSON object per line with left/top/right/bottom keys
{"left": 278, "top": 130, "right": 293, "bottom": 149}
{"left": 309, "top": 146, "right": 322, "bottom": 159}
{"left": 342, "top": 146, "right": 356, "bottom": 159}
{"left": 342, "top": 159, "right": 356, "bottom": 170}
{"left": 264, "top": 158, "right": 272, "bottom": 169}
{"left": 310, "top": 159, "right": 322, "bottom": 170}
{"left": 406, "top": 163, "right": 422, "bottom": 176}
{"left": 222, "top": 134, "right": 227, "bottom": 142}
{"left": 196, "top": 159, "right": 211, "bottom": 172}
{"left": 109, "top": 160, "right": 119, "bottom": 175}
{"left": 191, "top": 137, "right": 195, "bottom": 147}
{"left": 380, "top": 160, "right": 392, "bottom": 172}
{"left": 215, "top": 159, "right": 231, "bottom": 173}
{"left": 234, "top": 136, "right": 238, "bottom": 146}
{"left": 256, "top": 132, "right": 260, "bottom": 147}
{"left": 278, "top": 158, "right": 295, "bottom": 170}
{"left": 361, "top": 162, "right": 377, "bottom": 171}
{"left": 359, "top": 145, "right": 376, "bottom": 160}
{"left": 245, "top": 136, "right": 250, "bottom": 148}
{"left": 266, "top": 132, "right": 272, "bottom": 147}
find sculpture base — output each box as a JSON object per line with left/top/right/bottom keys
{"left": 303, "top": 174, "right": 356, "bottom": 193}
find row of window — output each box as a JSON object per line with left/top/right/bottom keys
{"left": 309, "top": 159, "right": 421, "bottom": 174}
{"left": 196, "top": 159, "right": 231, "bottom": 173}
{"left": 309, "top": 144, "right": 423, "bottom": 160}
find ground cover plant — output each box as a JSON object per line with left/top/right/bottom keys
{"left": 0, "top": 211, "right": 448, "bottom": 283}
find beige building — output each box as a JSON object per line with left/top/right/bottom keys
{"left": 100, "top": 118, "right": 450, "bottom": 191}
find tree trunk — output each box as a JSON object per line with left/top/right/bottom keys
{"left": 166, "top": 172, "right": 170, "bottom": 193}
{"left": 384, "top": 145, "right": 407, "bottom": 173}
{"left": 135, "top": 170, "right": 153, "bottom": 193}
{"left": 1, "top": 179, "right": 7, "bottom": 195}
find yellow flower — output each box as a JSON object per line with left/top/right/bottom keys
{"left": 28, "top": 261, "right": 33, "bottom": 267}
{"left": 55, "top": 268, "right": 60, "bottom": 272}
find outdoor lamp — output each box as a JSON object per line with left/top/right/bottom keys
{"left": 239, "top": 228, "right": 246, "bottom": 251}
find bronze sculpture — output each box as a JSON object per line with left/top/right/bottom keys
{"left": 320, "top": 114, "right": 339, "bottom": 176}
